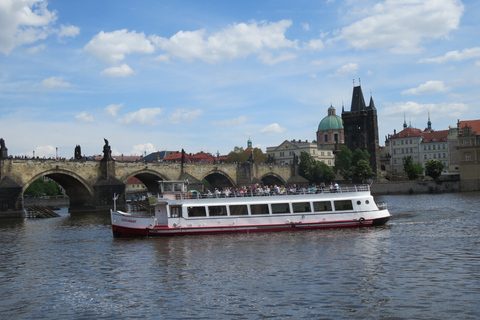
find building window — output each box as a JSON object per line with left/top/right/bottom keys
{"left": 280, "top": 152, "right": 284, "bottom": 157}
{"left": 334, "top": 133, "right": 339, "bottom": 142}
{"left": 324, "top": 134, "right": 328, "bottom": 143}
{"left": 433, "top": 145, "right": 436, "bottom": 150}
{"left": 466, "top": 154, "right": 471, "bottom": 161}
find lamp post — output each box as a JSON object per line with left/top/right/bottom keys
{"left": 56, "top": 147, "right": 58, "bottom": 160}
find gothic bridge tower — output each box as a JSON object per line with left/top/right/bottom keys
{"left": 341, "top": 82, "right": 380, "bottom": 175}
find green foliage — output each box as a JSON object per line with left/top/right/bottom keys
{"left": 25, "top": 178, "right": 60, "bottom": 196}
{"left": 298, "top": 151, "right": 335, "bottom": 184}
{"left": 352, "top": 159, "right": 375, "bottom": 183}
{"left": 334, "top": 145, "right": 353, "bottom": 180}
{"left": 311, "top": 161, "right": 335, "bottom": 184}
{"left": 225, "top": 147, "right": 266, "bottom": 164}
{"left": 335, "top": 146, "right": 374, "bottom": 182}
{"left": 299, "top": 151, "right": 315, "bottom": 179}
{"left": 425, "top": 159, "right": 444, "bottom": 180}
{"left": 403, "top": 155, "right": 424, "bottom": 180}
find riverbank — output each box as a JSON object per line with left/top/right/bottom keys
{"left": 371, "top": 180, "right": 460, "bottom": 195}
{"left": 23, "top": 196, "right": 69, "bottom": 207}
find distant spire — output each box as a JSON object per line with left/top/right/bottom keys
{"left": 427, "top": 110, "right": 432, "bottom": 131}
{"left": 403, "top": 113, "right": 407, "bottom": 129}
{"left": 359, "top": 78, "right": 361, "bottom": 86}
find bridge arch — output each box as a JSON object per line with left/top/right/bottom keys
{"left": 259, "top": 173, "right": 287, "bottom": 187}
{"left": 120, "top": 170, "right": 168, "bottom": 195}
{"left": 23, "top": 169, "right": 94, "bottom": 208}
{"left": 202, "top": 170, "right": 236, "bottom": 190}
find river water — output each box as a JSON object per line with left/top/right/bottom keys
{"left": 0, "top": 193, "right": 479, "bottom": 319}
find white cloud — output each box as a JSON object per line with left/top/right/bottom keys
{"left": 330, "top": 63, "right": 358, "bottom": 77}
{"left": 302, "top": 23, "right": 310, "bottom": 31}
{"left": 150, "top": 20, "right": 297, "bottom": 64}
{"left": 169, "top": 108, "right": 203, "bottom": 124}
{"left": 100, "top": 64, "right": 135, "bottom": 77}
{"left": 118, "top": 108, "right": 163, "bottom": 125}
{"left": 335, "top": 0, "right": 464, "bottom": 53}
{"left": 57, "top": 24, "right": 80, "bottom": 40}
{"left": 130, "top": 143, "right": 156, "bottom": 156}
{"left": 211, "top": 116, "right": 247, "bottom": 126}
{"left": 75, "top": 111, "right": 95, "bottom": 123}
{"left": 105, "top": 103, "right": 123, "bottom": 116}
{"left": 258, "top": 52, "right": 297, "bottom": 65}
{"left": 383, "top": 101, "right": 467, "bottom": 119}
{"left": 34, "top": 145, "right": 57, "bottom": 158}
{"left": 401, "top": 81, "right": 449, "bottom": 95}
{"left": 84, "top": 29, "right": 155, "bottom": 65}
{"left": 41, "top": 77, "right": 71, "bottom": 88}
{"left": 0, "top": 0, "right": 57, "bottom": 55}
{"left": 420, "top": 47, "right": 480, "bottom": 63}
{"left": 303, "top": 39, "right": 324, "bottom": 51}
{"left": 27, "top": 44, "right": 46, "bottom": 54}
{"left": 260, "top": 123, "right": 286, "bottom": 134}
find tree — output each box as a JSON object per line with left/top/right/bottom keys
{"left": 25, "top": 178, "right": 60, "bottom": 196}
{"left": 299, "top": 151, "right": 315, "bottom": 182}
{"left": 225, "top": 146, "right": 266, "bottom": 164}
{"left": 425, "top": 159, "right": 444, "bottom": 180}
{"left": 352, "top": 159, "right": 375, "bottom": 183}
{"left": 334, "top": 145, "right": 353, "bottom": 180}
{"left": 403, "top": 155, "right": 424, "bottom": 180}
{"left": 311, "top": 161, "right": 335, "bottom": 184}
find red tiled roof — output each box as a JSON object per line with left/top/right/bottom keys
{"left": 459, "top": 120, "right": 480, "bottom": 135}
{"left": 391, "top": 127, "right": 423, "bottom": 139}
{"left": 421, "top": 130, "right": 449, "bottom": 143}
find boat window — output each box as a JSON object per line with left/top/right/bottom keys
{"left": 170, "top": 206, "right": 182, "bottom": 218}
{"left": 250, "top": 204, "right": 269, "bottom": 215}
{"left": 292, "top": 202, "right": 311, "bottom": 213}
{"left": 187, "top": 206, "right": 207, "bottom": 217}
{"left": 334, "top": 200, "right": 353, "bottom": 211}
{"left": 174, "top": 183, "right": 183, "bottom": 192}
{"left": 313, "top": 201, "right": 332, "bottom": 212}
{"left": 209, "top": 205, "right": 227, "bottom": 216}
{"left": 230, "top": 205, "right": 248, "bottom": 216}
{"left": 271, "top": 203, "right": 290, "bottom": 214}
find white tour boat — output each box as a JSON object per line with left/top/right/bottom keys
{"left": 111, "top": 180, "right": 391, "bottom": 237}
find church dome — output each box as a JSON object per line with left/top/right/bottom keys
{"left": 318, "top": 106, "right": 343, "bottom": 131}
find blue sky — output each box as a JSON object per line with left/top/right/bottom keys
{"left": 0, "top": 0, "right": 478, "bottom": 158}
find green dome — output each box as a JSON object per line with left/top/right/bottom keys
{"left": 318, "top": 114, "right": 343, "bottom": 131}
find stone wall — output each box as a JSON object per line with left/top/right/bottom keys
{"left": 371, "top": 181, "right": 461, "bottom": 195}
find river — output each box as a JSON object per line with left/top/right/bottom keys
{"left": 0, "top": 192, "right": 479, "bottom": 319}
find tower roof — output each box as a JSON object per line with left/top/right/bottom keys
{"left": 351, "top": 86, "right": 367, "bottom": 112}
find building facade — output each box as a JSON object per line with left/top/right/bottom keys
{"left": 266, "top": 139, "right": 335, "bottom": 166}
{"left": 457, "top": 119, "right": 480, "bottom": 190}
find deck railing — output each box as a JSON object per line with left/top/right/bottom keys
{"left": 166, "top": 184, "right": 371, "bottom": 200}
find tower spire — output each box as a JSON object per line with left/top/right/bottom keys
{"left": 403, "top": 113, "right": 407, "bottom": 129}
{"left": 427, "top": 110, "right": 432, "bottom": 131}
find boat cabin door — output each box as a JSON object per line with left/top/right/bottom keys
{"left": 155, "top": 203, "right": 168, "bottom": 226}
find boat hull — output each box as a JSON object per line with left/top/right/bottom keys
{"left": 112, "top": 214, "right": 390, "bottom": 237}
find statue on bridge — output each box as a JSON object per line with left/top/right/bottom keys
{"left": 74, "top": 145, "right": 82, "bottom": 160}
{"left": 0, "top": 138, "right": 8, "bottom": 159}
{"left": 102, "top": 138, "right": 113, "bottom": 161}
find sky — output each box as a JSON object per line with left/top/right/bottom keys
{"left": 0, "top": 0, "right": 478, "bottom": 158}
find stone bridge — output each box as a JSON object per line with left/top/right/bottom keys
{"left": 0, "top": 157, "right": 306, "bottom": 218}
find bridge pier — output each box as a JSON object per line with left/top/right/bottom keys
{"left": 0, "top": 177, "right": 25, "bottom": 218}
